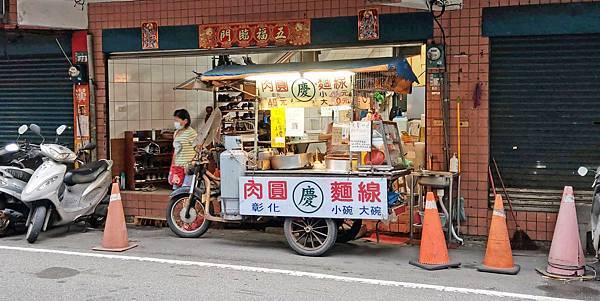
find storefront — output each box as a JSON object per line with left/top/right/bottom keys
{"left": 98, "top": 12, "right": 431, "bottom": 233}
{"left": 87, "top": 0, "right": 600, "bottom": 242}
{"left": 483, "top": 3, "right": 600, "bottom": 227}
{"left": 0, "top": 31, "right": 75, "bottom": 146}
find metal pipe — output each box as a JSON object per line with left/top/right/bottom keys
{"left": 86, "top": 34, "right": 98, "bottom": 161}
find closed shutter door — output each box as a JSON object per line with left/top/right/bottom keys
{"left": 0, "top": 54, "right": 74, "bottom": 147}
{"left": 490, "top": 34, "right": 600, "bottom": 190}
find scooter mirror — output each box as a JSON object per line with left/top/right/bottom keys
{"left": 4, "top": 143, "right": 19, "bottom": 152}
{"left": 18, "top": 125, "right": 28, "bottom": 135}
{"left": 577, "top": 166, "right": 589, "bottom": 177}
{"left": 29, "top": 124, "right": 42, "bottom": 136}
{"left": 56, "top": 125, "right": 67, "bottom": 136}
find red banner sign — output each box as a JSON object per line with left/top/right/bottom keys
{"left": 199, "top": 20, "right": 310, "bottom": 49}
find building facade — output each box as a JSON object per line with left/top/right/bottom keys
{"left": 79, "top": 0, "right": 600, "bottom": 241}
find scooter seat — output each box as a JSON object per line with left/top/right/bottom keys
{"left": 64, "top": 161, "right": 109, "bottom": 186}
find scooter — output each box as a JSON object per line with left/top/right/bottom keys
{"left": 0, "top": 125, "right": 67, "bottom": 236}
{"left": 21, "top": 124, "right": 112, "bottom": 243}
{"left": 577, "top": 166, "right": 600, "bottom": 259}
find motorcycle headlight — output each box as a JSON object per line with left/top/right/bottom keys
{"left": 38, "top": 176, "right": 59, "bottom": 191}
{"left": 48, "top": 148, "right": 70, "bottom": 161}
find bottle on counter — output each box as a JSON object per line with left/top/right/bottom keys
{"left": 449, "top": 153, "right": 459, "bottom": 173}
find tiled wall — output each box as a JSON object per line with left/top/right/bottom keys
{"left": 108, "top": 52, "right": 288, "bottom": 138}
{"left": 108, "top": 47, "right": 396, "bottom": 139}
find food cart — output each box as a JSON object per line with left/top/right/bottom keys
{"left": 167, "top": 57, "right": 419, "bottom": 256}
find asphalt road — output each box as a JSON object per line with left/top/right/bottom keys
{"left": 0, "top": 226, "right": 598, "bottom": 301}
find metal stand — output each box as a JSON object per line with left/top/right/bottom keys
{"left": 409, "top": 170, "right": 462, "bottom": 244}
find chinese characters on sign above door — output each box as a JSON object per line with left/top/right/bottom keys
{"left": 199, "top": 20, "right": 310, "bottom": 49}
{"left": 239, "top": 177, "right": 388, "bottom": 220}
{"left": 257, "top": 74, "right": 353, "bottom": 109}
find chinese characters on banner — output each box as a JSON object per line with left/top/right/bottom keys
{"left": 73, "top": 84, "right": 90, "bottom": 149}
{"left": 358, "top": 8, "right": 379, "bottom": 41}
{"left": 239, "top": 177, "right": 388, "bottom": 220}
{"left": 270, "top": 107, "right": 286, "bottom": 147}
{"left": 349, "top": 121, "right": 372, "bottom": 152}
{"left": 141, "top": 22, "right": 159, "bottom": 50}
{"left": 257, "top": 74, "right": 353, "bottom": 109}
{"left": 199, "top": 20, "right": 310, "bottom": 49}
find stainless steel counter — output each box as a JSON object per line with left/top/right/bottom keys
{"left": 246, "top": 168, "right": 411, "bottom": 178}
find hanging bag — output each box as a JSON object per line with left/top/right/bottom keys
{"left": 169, "top": 132, "right": 185, "bottom": 186}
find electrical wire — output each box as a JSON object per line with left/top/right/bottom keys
{"left": 427, "top": 0, "right": 452, "bottom": 169}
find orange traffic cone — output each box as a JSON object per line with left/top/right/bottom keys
{"left": 93, "top": 181, "right": 138, "bottom": 252}
{"left": 409, "top": 192, "right": 460, "bottom": 270}
{"left": 541, "top": 186, "right": 585, "bottom": 277}
{"left": 477, "top": 195, "right": 520, "bottom": 275}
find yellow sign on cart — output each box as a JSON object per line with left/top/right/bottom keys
{"left": 270, "top": 107, "right": 286, "bottom": 148}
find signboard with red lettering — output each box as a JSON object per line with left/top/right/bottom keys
{"left": 239, "top": 176, "right": 388, "bottom": 220}
{"left": 257, "top": 74, "right": 353, "bottom": 109}
{"left": 199, "top": 20, "right": 310, "bottom": 49}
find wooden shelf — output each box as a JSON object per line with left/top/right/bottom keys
{"left": 134, "top": 179, "right": 169, "bottom": 185}
{"left": 135, "top": 152, "right": 173, "bottom": 158}
{"left": 134, "top": 139, "right": 173, "bottom": 144}
{"left": 222, "top": 130, "right": 254, "bottom": 135}
{"left": 136, "top": 167, "right": 170, "bottom": 174}
{"left": 222, "top": 109, "right": 254, "bottom": 113}
{"left": 125, "top": 130, "right": 174, "bottom": 191}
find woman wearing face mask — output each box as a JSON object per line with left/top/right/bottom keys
{"left": 169, "top": 109, "right": 198, "bottom": 189}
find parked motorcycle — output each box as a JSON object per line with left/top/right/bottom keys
{"left": 21, "top": 124, "right": 112, "bottom": 243}
{"left": 577, "top": 166, "right": 600, "bottom": 259}
{"left": 0, "top": 125, "right": 69, "bottom": 236}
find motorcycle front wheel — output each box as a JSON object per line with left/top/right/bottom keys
{"left": 26, "top": 206, "right": 46, "bottom": 243}
{"left": 166, "top": 194, "right": 211, "bottom": 238}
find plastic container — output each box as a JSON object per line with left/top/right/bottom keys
{"left": 449, "top": 153, "right": 459, "bottom": 173}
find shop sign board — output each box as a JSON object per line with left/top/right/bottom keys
{"left": 258, "top": 74, "right": 353, "bottom": 108}
{"left": 199, "top": 20, "right": 310, "bottom": 49}
{"left": 239, "top": 176, "right": 388, "bottom": 220}
{"left": 73, "top": 84, "right": 90, "bottom": 149}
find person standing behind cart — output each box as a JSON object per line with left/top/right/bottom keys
{"left": 169, "top": 109, "right": 198, "bottom": 189}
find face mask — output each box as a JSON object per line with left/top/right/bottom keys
{"left": 174, "top": 122, "right": 182, "bottom": 130}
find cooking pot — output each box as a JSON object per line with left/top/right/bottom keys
{"left": 271, "top": 153, "right": 312, "bottom": 170}
{"left": 258, "top": 148, "right": 277, "bottom": 161}
{"left": 325, "top": 156, "right": 351, "bottom": 172}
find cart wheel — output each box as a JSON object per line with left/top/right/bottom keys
{"left": 166, "top": 194, "right": 211, "bottom": 238}
{"left": 336, "top": 219, "right": 363, "bottom": 243}
{"left": 284, "top": 217, "right": 337, "bottom": 257}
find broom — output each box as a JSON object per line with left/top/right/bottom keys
{"left": 490, "top": 158, "right": 538, "bottom": 250}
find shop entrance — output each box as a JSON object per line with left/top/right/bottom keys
{"left": 490, "top": 34, "right": 600, "bottom": 191}
{"left": 106, "top": 45, "right": 426, "bottom": 223}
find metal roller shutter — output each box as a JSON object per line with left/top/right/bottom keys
{"left": 490, "top": 34, "right": 600, "bottom": 191}
{"left": 0, "top": 54, "right": 74, "bottom": 147}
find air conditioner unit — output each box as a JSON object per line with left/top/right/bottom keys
{"left": 367, "top": 0, "right": 463, "bottom": 11}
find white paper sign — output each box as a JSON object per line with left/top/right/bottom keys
{"left": 320, "top": 105, "right": 352, "bottom": 117}
{"left": 285, "top": 108, "right": 304, "bottom": 137}
{"left": 350, "top": 121, "right": 371, "bottom": 152}
{"left": 239, "top": 176, "right": 388, "bottom": 220}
